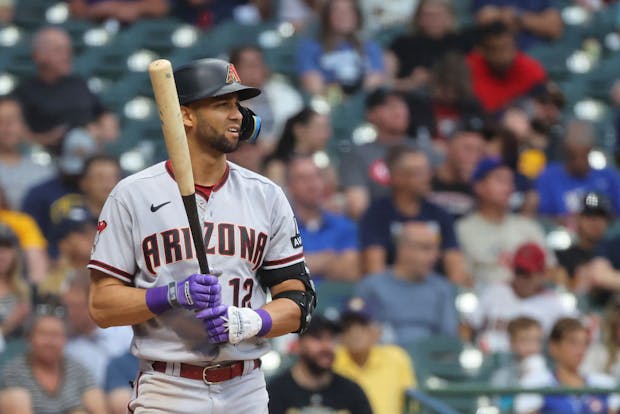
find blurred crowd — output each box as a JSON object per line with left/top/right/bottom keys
{"left": 3, "top": 0, "right": 620, "bottom": 413}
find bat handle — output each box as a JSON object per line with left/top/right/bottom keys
{"left": 182, "top": 194, "right": 210, "bottom": 274}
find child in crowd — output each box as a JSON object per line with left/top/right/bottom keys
{"left": 491, "top": 317, "right": 547, "bottom": 412}
{"left": 515, "top": 317, "right": 620, "bottom": 414}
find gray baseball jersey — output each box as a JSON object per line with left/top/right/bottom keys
{"left": 88, "top": 160, "right": 306, "bottom": 364}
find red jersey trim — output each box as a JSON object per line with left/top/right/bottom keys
{"left": 88, "top": 259, "right": 134, "bottom": 282}
{"left": 165, "top": 160, "right": 230, "bottom": 198}
{"left": 262, "top": 252, "right": 304, "bottom": 267}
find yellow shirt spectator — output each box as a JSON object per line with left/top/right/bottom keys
{"left": 334, "top": 344, "right": 416, "bottom": 414}
{"left": 0, "top": 209, "right": 46, "bottom": 249}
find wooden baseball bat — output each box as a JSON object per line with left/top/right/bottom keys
{"left": 148, "top": 59, "right": 210, "bottom": 275}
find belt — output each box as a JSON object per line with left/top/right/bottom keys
{"left": 151, "top": 359, "right": 261, "bottom": 385}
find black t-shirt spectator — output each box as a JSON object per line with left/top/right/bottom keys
{"left": 390, "top": 31, "right": 475, "bottom": 78}
{"left": 428, "top": 176, "right": 475, "bottom": 220}
{"left": 360, "top": 196, "right": 458, "bottom": 266}
{"left": 267, "top": 371, "right": 373, "bottom": 414}
{"left": 15, "top": 75, "right": 103, "bottom": 134}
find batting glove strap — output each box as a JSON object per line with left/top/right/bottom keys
{"left": 146, "top": 273, "right": 222, "bottom": 315}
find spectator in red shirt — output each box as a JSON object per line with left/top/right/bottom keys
{"left": 467, "top": 22, "right": 547, "bottom": 114}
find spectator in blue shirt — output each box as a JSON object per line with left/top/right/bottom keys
{"left": 356, "top": 221, "right": 459, "bottom": 346}
{"left": 473, "top": 0, "right": 563, "bottom": 50}
{"left": 104, "top": 351, "right": 139, "bottom": 414}
{"left": 359, "top": 145, "right": 467, "bottom": 285}
{"left": 285, "top": 156, "right": 360, "bottom": 281}
{"left": 536, "top": 119, "right": 620, "bottom": 223}
{"left": 296, "top": 0, "right": 386, "bottom": 98}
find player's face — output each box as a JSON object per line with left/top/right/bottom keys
{"left": 190, "top": 94, "right": 243, "bottom": 154}
{"left": 30, "top": 316, "right": 66, "bottom": 365}
{"left": 298, "top": 331, "right": 336, "bottom": 375}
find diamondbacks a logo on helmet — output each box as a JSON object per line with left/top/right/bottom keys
{"left": 226, "top": 64, "right": 241, "bottom": 84}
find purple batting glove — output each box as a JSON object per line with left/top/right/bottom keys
{"left": 197, "top": 305, "right": 229, "bottom": 343}
{"left": 145, "top": 273, "right": 221, "bottom": 315}
{"left": 176, "top": 274, "right": 221, "bottom": 310}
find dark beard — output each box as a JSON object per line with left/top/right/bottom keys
{"left": 300, "top": 353, "right": 332, "bottom": 377}
{"left": 196, "top": 120, "right": 239, "bottom": 153}
{"left": 210, "top": 133, "right": 239, "bottom": 153}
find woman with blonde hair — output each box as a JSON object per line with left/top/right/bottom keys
{"left": 0, "top": 222, "right": 31, "bottom": 342}
{"left": 582, "top": 299, "right": 620, "bottom": 380}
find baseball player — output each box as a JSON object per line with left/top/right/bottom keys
{"left": 87, "top": 58, "right": 316, "bottom": 413}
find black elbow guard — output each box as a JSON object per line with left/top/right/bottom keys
{"left": 271, "top": 267, "right": 317, "bottom": 334}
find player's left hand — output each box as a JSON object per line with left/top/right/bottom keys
{"left": 197, "top": 306, "right": 272, "bottom": 344}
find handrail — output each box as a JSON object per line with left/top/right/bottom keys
{"left": 420, "top": 384, "right": 620, "bottom": 397}
{"left": 406, "top": 389, "right": 461, "bottom": 414}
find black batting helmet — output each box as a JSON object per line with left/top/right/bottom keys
{"left": 173, "top": 58, "right": 261, "bottom": 105}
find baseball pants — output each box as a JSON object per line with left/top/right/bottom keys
{"left": 127, "top": 361, "right": 269, "bottom": 413}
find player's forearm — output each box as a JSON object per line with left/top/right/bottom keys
{"left": 89, "top": 271, "right": 155, "bottom": 328}
{"left": 261, "top": 298, "right": 301, "bottom": 337}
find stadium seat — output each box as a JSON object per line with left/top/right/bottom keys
{"left": 0, "top": 338, "right": 27, "bottom": 371}
{"left": 313, "top": 280, "right": 356, "bottom": 315}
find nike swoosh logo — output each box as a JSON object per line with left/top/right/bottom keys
{"left": 150, "top": 201, "right": 171, "bottom": 212}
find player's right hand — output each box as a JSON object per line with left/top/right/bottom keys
{"left": 176, "top": 274, "right": 222, "bottom": 310}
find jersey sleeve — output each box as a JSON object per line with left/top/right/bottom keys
{"left": 257, "top": 187, "right": 306, "bottom": 288}
{"left": 88, "top": 193, "right": 136, "bottom": 284}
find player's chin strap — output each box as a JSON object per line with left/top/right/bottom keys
{"left": 237, "top": 104, "right": 261, "bottom": 143}
{"left": 269, "top": 265, "right": 317, "bottom": 334}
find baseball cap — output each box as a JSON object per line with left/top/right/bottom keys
{"left": 580, "top": 192, "right": 613, "bottom": 218}
{"left": 174, "top": 58, "right": 261, "bottom": 105}
{"left": 472, "top": 157, "right": 510, "bottom": 183}
{"left": 0, "top": 223, "right": 18, "bottom": 247}
{"left": 52, "top": 207, "right": 95, "bottom": 241}
{"left": 300, "top": 315, "right": 341, "bottom": 338}
{"left": 513, "top": 242, "right": 546, "bottom": 275}
{"left": 365, "top": 87, "right": 404, "bottom": 110}
{"left": 59, "top": 128, "right": 98, "bottom": 175}
{"left": 340, "top": 297, "right": 374, "bottom": 326}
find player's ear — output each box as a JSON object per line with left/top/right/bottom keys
{"left": 180, "top": 105, "right": 195, "bottom": 128}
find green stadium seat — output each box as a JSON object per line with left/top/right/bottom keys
{"left": 313, "top": 280, "right": 356, "bottom": 315}
{"left": 0, "top": 338, "right": 27, "bottom": 371}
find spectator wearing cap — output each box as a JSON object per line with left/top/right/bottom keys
{"left": 267, "top": 315, "right": 373, "bottom": 414}
{"left": 333, "top": 297, "right": 416, "bottom": 414}
{"left": 359, "top": 145, "right": 466, "bottom": 284}
{"left": 339, "top": 87, "right": 435, "bottom": 220}
{"left": 555, "top": 192, "right": 613, "bottom": 304}
{"left": 0, "top": 223, "right": 31, "bottom": 345}
{"left": 0, "top": 300, "right": 107, "bottom": 414}
{"left": 285, "top": 156, "right": 360, "bottom": 281}
{"left": 428, "top": 122, "right": 486, "bottom": 220}
{"left": 466, "top": 242, "right": 577, "bottom": 354}
{"left": 0, "top": 96, "right": 54, "bottom": 211}
{"left": 61, "top": 271, "right": 132, "bottom": 387}
{"left": 473, "top": 0, "right": 563, "bottom": 50}
{"left": 296, "top": 0, "right": 385, "bottom": 98}
{"left": 13, "top": 27, "right": 110, "bottom": 153}
{"left": 38, "top": 207, "right": 96, "bottom": 296}
{"left": 0, "top": 187, "right": 48, "bottom": 284}
{"left": 356, "top": 221, "right": 459, "bottom": 346}
{"left": 536, "top": 119, "right": 620, "bottom": 222}
{"left": 457, "top": 157, "right": 555, "bottom": 288}
{"left": 467, "top": 21, "right": 547, "bottom": 113}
